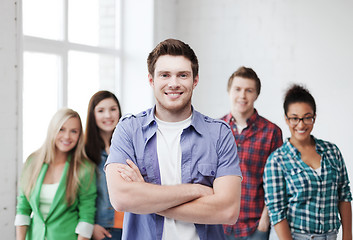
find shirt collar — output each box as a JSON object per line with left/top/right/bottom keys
{"left": 142, "top": 106, "right": 203, "bottom": 135}
{"left": 313, "top": 136, "right": 325, "bottom": 154}
{"left": 246, "top": 109, "right": 259, "bottom": 125}
{"left": 284, "top": 135, "right": 322, "bottom": 156}
{"left": 189, "top": 107, "right": 204, "bottom": 135}
{"left": 142, "top": 106, "right": 157, "bottom": 129}
{"left": 226, "top": 109, "right": 259, "bottom": 126}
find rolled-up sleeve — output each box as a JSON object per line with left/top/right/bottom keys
{"left": 263, "top": 153, "right": 288, "bottom": 225}
{"left": 76, "top": 162, "right": 97, "bottom": 238}
{"left": 15, "top": 190, "right": 32, "bottom": 226}
{"left": 336, "top": 146, "right": 352, "bottom": 202}
{"left": 75, "top": 221, "right": 94, "bottom": 238}
{"left": 14, "top": 214, "right": 31, "bottom": 226}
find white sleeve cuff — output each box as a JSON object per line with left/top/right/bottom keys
{"left": 75, "top": 221, "right": 94, "bottom": 238}
{"left": 14, "top": 214, "right": 31, "bottom": 226}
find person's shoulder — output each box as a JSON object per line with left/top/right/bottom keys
{"left": 120, "top": 113, "right": 137, "bottom": 122}
{"left": 81, "top": 158, "right": 96, "bottom": 170}
{"left": 220, "top": 113, "right": 231, "bottom": 122}
{"left": 268, "top": 141, "right": 289, "bottom": 161}
{"left": 257, "top": 114, "right": 281, "bottom": 130}
{"left": 195, "top": 111, "right": 230, "bottom": 129}
{"left": 119, "top": 108, "right": 153, "bottom": 124}
{"left": 315, "top": 137, "right": 339, "bottom": 152}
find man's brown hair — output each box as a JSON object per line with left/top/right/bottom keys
{"left": 147, "top": 39, "right": 199, "bottom": 79}
{"left": 227, "top": 66, "right": 261, "bottom": 95}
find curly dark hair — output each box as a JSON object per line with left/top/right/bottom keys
{"left": 283, "top": 84, "right": 316, "bottom": 116}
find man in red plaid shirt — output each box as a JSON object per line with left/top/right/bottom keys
{"left": 221, "top": 66, "right": 283, "bottom": 240}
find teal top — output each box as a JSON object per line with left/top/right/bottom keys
{"left": 264, "top": 137, "right": 352, "bottom": 234}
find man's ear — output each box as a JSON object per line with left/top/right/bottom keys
{"left": 192, "top": 75, "right": 199, "bottom": 89}
{"left": 148, "top": 74, "right": 154, "bottom": 86}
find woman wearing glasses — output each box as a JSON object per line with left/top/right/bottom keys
{"left": 263, "top": 84, "right": 352, "bottom": 240}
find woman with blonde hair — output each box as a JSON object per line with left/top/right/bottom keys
{"left": 15, "top": 108, "right": 97, "bottom": 240}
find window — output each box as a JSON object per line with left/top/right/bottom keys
{"left": 22, "top": 0, "right": 121, "bottom": 161}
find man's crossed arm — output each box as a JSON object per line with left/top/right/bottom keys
{"left": 106, "top": 160, "right": 241, "bottom": 225}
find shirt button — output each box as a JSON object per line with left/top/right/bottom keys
{"left": 211, "top": 171, "right": 215, "bottom": 175}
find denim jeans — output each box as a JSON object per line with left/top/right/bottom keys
{"left": 292, "top": 231, "right": 337, "bottom": 240}
{"left": 225, "top": 229, "right": 270, "bottom": 240}
{"left": 269, "top": 228, "right": 337, "bottom": 240}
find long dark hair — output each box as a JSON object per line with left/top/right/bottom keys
{"left": 85, "top": 91, "right": 121, "bottom": 165}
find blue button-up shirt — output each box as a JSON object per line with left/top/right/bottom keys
{"left": 264, "top": 137, "right": 352, "bottom": 234}
{"left": 106, "top": 107, "right": 242, "bottom": 240}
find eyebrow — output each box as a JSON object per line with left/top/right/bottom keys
{"left": 156, "top": 70, "right": 192, "bottom": 75}
{"left": 288, "top": 112, "right": 314, "bottom": 116}
{"left": 96, "top": 104, "right": 118, "bottom": 109}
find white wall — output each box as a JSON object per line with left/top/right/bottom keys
{"left": 0, "top": 0, "right": 20, "bottom": 238}
{"left": 154, "top": 0, "right": 353, "bottom": 184}
{"left": 120, "top": 0, "right": 155, "bottom": 115}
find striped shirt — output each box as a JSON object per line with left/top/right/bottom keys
{"left": 263, "top": 137, "right": 352, "bottom": 234}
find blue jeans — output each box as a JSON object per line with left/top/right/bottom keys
{"left": 225, "top": 229, "right": 270, "bottom": 240}
{"left": 292, "top": 231, "right": 337, "bottom": 240}
{"left": 269, "top": 228, "right": 337, "bottom": 240}
{"left": 101, "top": 228, "right": 123, "bottom": 240}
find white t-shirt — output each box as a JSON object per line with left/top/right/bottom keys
{"left": 155, "top": 115, "right": 200, "bottom": 240}
{"left": 39, "top": 182, "right": 59, "bottom": 220}
{"left": 314, "top": 158, "right": 322, "bottom": 176}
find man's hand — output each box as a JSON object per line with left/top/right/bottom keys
{"left": 106, "top": 162, "right": 216, "bottom": 214}
{"left": 257, "top": 206, "right": 270, "bottom": 232}
{"left": 117, "top": 160, "right": 213, "bottom": 197}
{"left": 92, "top": 224, "right": 112, "bottom": 240}
{"left": 116, "top": 159, "right": 145, "bottom": 182}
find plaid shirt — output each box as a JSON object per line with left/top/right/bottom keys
{"left": 222, "top": 110, "right": 283, "bottom": 237}
{"left": 263, "top": 137, "right": 352, "bottom": 234}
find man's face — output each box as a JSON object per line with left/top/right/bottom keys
{"left": 149, "top": 55, "right": 198, "bottom": 118}
{"left": 228, "top": 77, "right": 258, "bottom": 116}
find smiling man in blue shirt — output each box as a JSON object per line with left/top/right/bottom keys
{"left": 105, "top": 39, "right": 242, "bottom": 240}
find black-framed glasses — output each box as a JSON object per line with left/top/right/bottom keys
{"left": 286, "top": 116, "right": 315, "bottom": 125}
